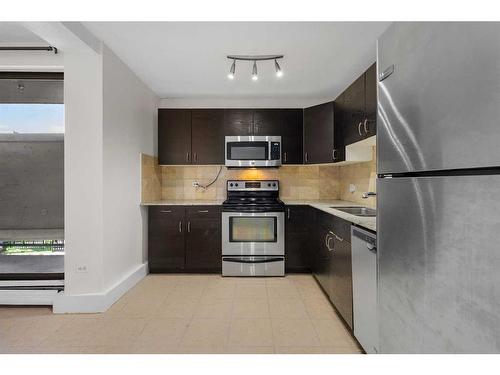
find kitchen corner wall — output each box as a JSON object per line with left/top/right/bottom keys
{"left": 141, "top": 146, "right": 376, "bottom": 206}
{"left": 338, "top": 146, "right": 377, "bottom": 207}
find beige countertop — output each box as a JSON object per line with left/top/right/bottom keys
{"left": 142, "top": 198, "right": 376, "bottom": 232}
{"left": 141, "top": 199, "right": 225, "bottom": 206}
{"left": 281, "top": 199, "right": 376, "bottom": 232}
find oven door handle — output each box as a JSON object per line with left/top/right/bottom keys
{"left": 222, "top": 257, "right": 283, "bottom": 264}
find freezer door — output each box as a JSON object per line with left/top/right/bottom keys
{"left": 377, "top": 22, "right": 500, "bottom": 174}
{"left": 377, "top": 175, "right": 500, "bottom": 353}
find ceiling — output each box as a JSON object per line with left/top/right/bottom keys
{"left": 0, "top": 22, "right": 48, "bottom": 46}
{"left": 84, "top": 22, "right": 391, "bottom": 100}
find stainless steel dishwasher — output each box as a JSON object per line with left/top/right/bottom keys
{"left": 351, "top": 225, "right": 378, "bottom": 354}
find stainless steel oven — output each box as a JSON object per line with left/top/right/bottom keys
{"left": 225, "top": 136, "right": 281, "bottom": 168}
{"left": 221, "top": 180, "right": 285, "bottom": 276}
{"left": 222, "top": 211, "right": 284, "bottom": 256}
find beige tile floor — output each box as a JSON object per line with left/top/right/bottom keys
{"left": 0, "top": 274, "right": 363, "bottom": 354}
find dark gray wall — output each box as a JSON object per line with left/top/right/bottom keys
{"left": 0, "top": 134, "right": 64, "bottom": 230}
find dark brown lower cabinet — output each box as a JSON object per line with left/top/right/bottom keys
{"left": 148, "top": 205, "right": 221, "bottom": 273}
{"left": 329, "top": 223, "right": 353, "bottom": 329}
{"left": 312, "top": 209, "right": 353, "bottom": 329}
{"left": 285, "top": 205, "right": 312, "bottom": 272}
{"left": 148, "top": 206, "right": 186, "bottom": 272}
{"left": 185, "top": 206, "right": 222, "bottom": 272}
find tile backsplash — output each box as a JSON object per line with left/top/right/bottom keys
{"left": 140, "top": 147, "right": 376, "bottom": 206}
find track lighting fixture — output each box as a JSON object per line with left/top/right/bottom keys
{"left": 226, "top": 54, "right": 284, "bottom": 80}
{"left": 252, "top": 61, "right": 258, "bottom": 81}
{"left": 227, "top": 59, "right": 236, "bottom": 79}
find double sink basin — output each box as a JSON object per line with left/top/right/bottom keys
{"left": 332, "top": 206, "right": 377, "bottom": 217}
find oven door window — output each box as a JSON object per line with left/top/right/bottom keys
{"left": 229, "top": 217, "right": 277, "bottom": 242}
{"left": 226, "top": 141, "right": 268, "bottom": 160}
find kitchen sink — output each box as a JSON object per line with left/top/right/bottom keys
{"left": 332, "top": 206, "right": 377, "bottom": 217}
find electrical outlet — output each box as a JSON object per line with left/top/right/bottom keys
{"left": 349, "top": 184, "right": 356, "bottom": 193}
{"left": 76, "top": 265, "right": 88, "bottom": 273}
{"left": 192, "top": 181, "right": 199, "bottom": 187}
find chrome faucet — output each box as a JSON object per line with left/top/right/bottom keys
{"left": 362, "top": 192, "right": 377, "bottom": 199}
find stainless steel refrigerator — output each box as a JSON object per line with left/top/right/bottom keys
{"left": 377, "top": 22, "right": 500, "bottom": 353}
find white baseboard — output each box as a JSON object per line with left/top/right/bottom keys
{"left": 0, "top": 289, "right": 59, "bottom": 305}
{"left": 52, "top": 262, "right": 147, "bottom": 313}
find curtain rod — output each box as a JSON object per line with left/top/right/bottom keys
{"left": 0, "top": 46, "right": 58, "bottom": 54}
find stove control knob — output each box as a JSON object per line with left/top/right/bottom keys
{"left": 267, "top": 183, "right": 271, "bottom": 187}
{"left": 229, "top": 183, "right": 234, "bottom": 187}
{"left": 235, "top": 183, "right": 239, "bottom": 187}
{"left": 272, "top": 183, "right": 277, "bottom": 187}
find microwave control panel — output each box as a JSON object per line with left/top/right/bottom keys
{"left": 270, "top": 142, "right": 281, "bottom": 160}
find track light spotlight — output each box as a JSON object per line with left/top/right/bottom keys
{"left": 228, "top": 59, "right": 236, "bottom": 79}
{"left": 274, "top": 59, "right": 283, "bottom": 77}
{"left": 252, "top": 61, "right": 258, "bottom": 81}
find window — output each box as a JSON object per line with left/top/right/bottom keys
{"left": 0, "top": 103, "right": 64, "bottom": 134}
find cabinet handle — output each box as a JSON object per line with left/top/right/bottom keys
{"left": 193, "top": 153, "right": 197, "bottom": 163}
{"left": 178, "top": 220, "right": 182, "bottom": 233}
{"left": 358, "top": 122, "right": 363, "bottom": 136}
{"left": 186, "top": 153, "right": 190, "bottom": 163}
{"left": 287, "top": 208, "right": 290, "bottom": 219}
{"left": 187, "top": 221, "right": 191, "bottom": 233}
{"left": 363, "top": 118, "right": 368, "bottom": 134}
{"left": 160, "top": 210, "right": 172, "bottom": 213}
{"left": 198, "top": 210, "right": 209, "bottom": 213}
{"left": 332, "top": 149, "right": 338, "bottom": 161}
{"left": 284, "top": 152, "right": 287, "bottom": 163}
{"left": 327, "top": 236, "right": 335, "bottom": 251}
{"left": 330, "top": 230, "right": 344, "bottom": 242}
{"left": 305, "top": 152, "right": 308, "bottom": 163}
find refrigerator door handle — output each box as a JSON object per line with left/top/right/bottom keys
{"left": 379, "top": 64, "right": 394, "bottom": 82}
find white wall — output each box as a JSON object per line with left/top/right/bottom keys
{"left": 101, "top": 45, "right": 158, "bottom": 289}
{"left": 63, "top": 42, "right": 104, "bottom": 296}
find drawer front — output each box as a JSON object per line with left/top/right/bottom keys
{"left": 186, "top": 205, "right": 221, "bottom": 219}
{"left": 316, "top": 209, "right": 351, "bottom": 243}
{"left": 222, "top": 256, "right": 284, "bottom": 277}
{"left": 332, "top": 216, "right": 351, "bottom": 243}
{"left": 149, "top": 205, "right": 185, "bottom": 219}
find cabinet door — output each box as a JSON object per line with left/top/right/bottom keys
{"left": 281, "top": 109, "right": 303, "bottom": 164}
{"left": 285, "top": 205, "right": 311, "bottom": 272}
{"left": 253, "top": 109, "right": 283, "bottom": 136}
{"left": 329, "top": 235, "right": 353, "bottom": 329}
{"left": 148, "top": 206, "right": 185, "bottom": 272}
{"left": 223, "top": 109, "right": 253, "bottom": 136}
{"left": 342, "top": 74, "right": 366, "bottom": 145}
{"left": 304, "top": 102, "right": 335, "bottom": 164}
{"left": 158, "top": 109, "right": 192, "bottom": 165}
{"left": 191, "top": 109, "right": 224, "bottom": 164}
{"left": 185, "top": 206, "right": 222, "bottom": 272}
{"left": 363, "top": 63, "right": 377, "bottom": 138}
{"left": 314, "top": 224, "right": 334, "bottom": 296}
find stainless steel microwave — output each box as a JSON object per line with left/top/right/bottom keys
{"left": 225, "top": 136, "right": 281, "bottom": 167}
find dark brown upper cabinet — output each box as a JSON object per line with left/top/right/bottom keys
{"left": 158, "top": 109, "right": 191, "bottom": 165}
{"left": 304, "top": 102, "right": 341, "bottom": 164}
{"left": 223, "top": 109, "right": 254, "bottom": 136}
{"left": 253, "top": 109, "right": 283, "bottom": 136}
{"left": 363, "top": 63, "right": 377, "bottom": 138}
{"left": 191, "top": 109, "right": 225, "bottom": 164}
{"left": 281, "top": 109, "right": 304, "bottom": 164}
{"left": 339, "top": 63, "right": 377, "bottom": 146}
